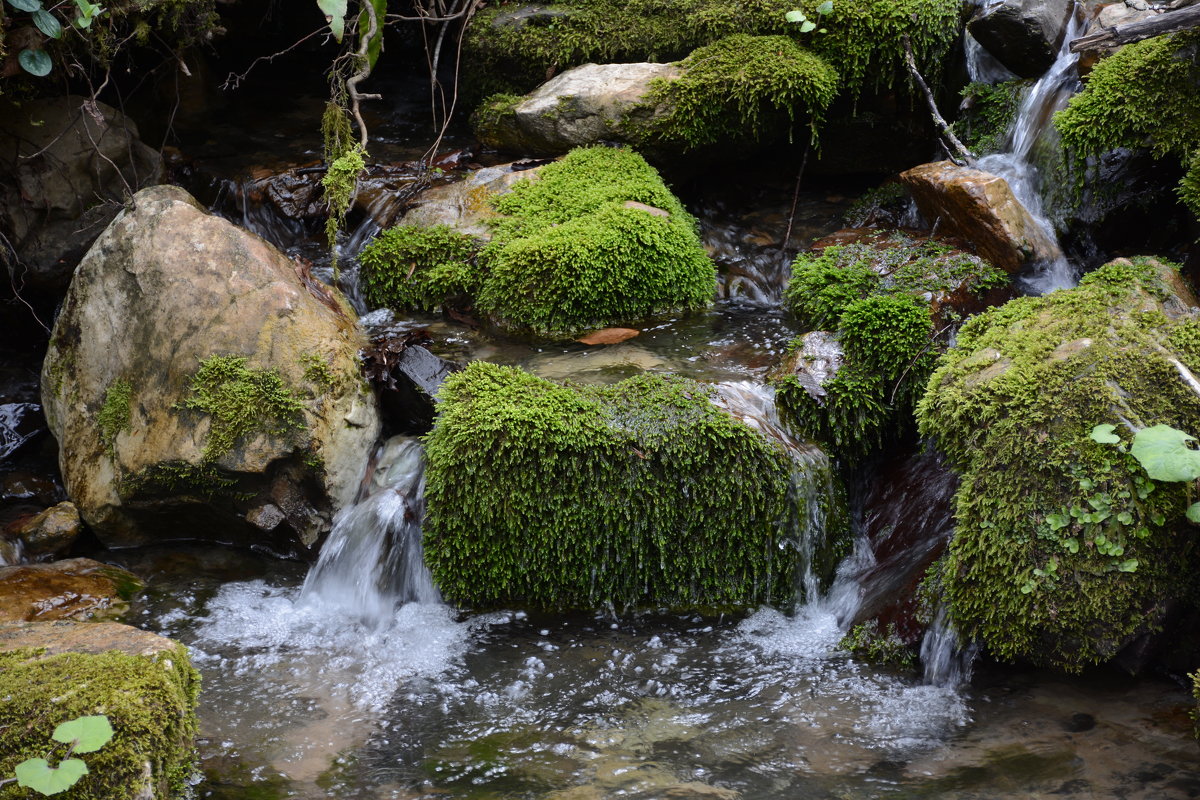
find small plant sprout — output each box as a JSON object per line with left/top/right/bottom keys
{"left": 2, "top": 715, "right": 114, "bottom": 795}
{"left": 786, "top": 0, "right": 833, "bottom": 33}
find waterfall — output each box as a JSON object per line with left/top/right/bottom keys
{"left": 921, "top": 603, "right": 980, "bottom": 687}
{"left": 976, "top": 6, "right": 1085, "bottom": 294}
{"left": 965, "top": 31, "right": 1017, "bottom": 85}
{"left": 300, "top": 435, "right": 440, "bottom": 629}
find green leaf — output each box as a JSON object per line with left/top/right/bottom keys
{"left": 7, "top": 0, "right": 43, "bottom": 12}
{"left": 52, "top": 715, "right": 113, "bottom": 753}
{"left": 18, "top": 48, "right": 53, "bottom": 76}
{"left": 317, "top": 0, "right": 347, "bottom": 42}
{"left": 32, "top": 8, "right": 62, "bottom": 38}
{"left": 799, "top": 19, "right": 816, "bottom": 32}
{"left": 1046, "top": 512, "right": 1069, "bottom": 531}
{"left": 816, "top": 0, "right": 834, "bottom": 14}
{"left": 14, "top": 758, "right": 89, "bottom": 795}
{"left": 785, "top": 9, "right": 806, "bottom": 22}
{"left": 1090, "top": 423, "right": 1120, "bottom": 444}
{"left": 1130, "top": 424, "right": 1200, "bottom": 482}
{"left": 1187, "top": 502, "right": 1200, "bottom": 523}
{"left": 1063, "top": 537, "right": 1079, "bottom": 554}
{"left": 1116, "top": 558, "right": 1139, "bottom": 573}
{"left": 1117, "top": 510, "right": 1133, "bottom": 525}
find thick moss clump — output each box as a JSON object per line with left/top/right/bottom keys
{"left": 776, "top": 236, "right": 1005, "bottom": 458}
{"left": 629, "top": 34, "right": 839, "bottom": 149}
{"left": 0, "top": 645, "right": 200, "bottom": 800}
{"left": 917, "top": 258, "right": 1200, "bottom": 672}
{"left": 1055, "top": 31, "right": 1200, "bottom": 217}
{"left": 423, "top": 362, "right": 807, "bottom": 609}
{"left": 464, "top": 0, "right": 961, "bottom": 99}
{"left": 359, "top": 225, "right": 480, "bottom": 312}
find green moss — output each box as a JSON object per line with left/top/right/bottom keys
{"left": 916, "top": 258, "right": 1200, "bottom": 672}
{"left": 776, "top": 235, "right": 1003, "bottom": 458}
{"left": 358, "top": 225, "right": 481, "bottom": 312}
{"left": 0, "top": 645, "right": 199, "bottom": 800}
{"left": 840, "top": 621, "right": 917, "bottom": 669}
{"left": 478, "top": 146, "right": 715, "bottom": 337}
{"left": 120, "top": 461, "right": 242, "bottom": 500}
{"left": 1055, "top": 31, "right": 1200, "bottom": 218}
{"left": 950, "top": 80, "right": 1026, "bottom": 156}
{"left": 471, "top": 93, "right": 524, "bottom": 142}
{"left": 178, "top": 355, "right": 306, "bottom": 462}
{"left": 98, "top": 380, "right": 133, "bottom": 458}
{"left": 843, "top": 181, "right": 910, "bottom": 227}
{"left": 422, "top": 361, "right": 815, "bottom": 609}
{"left": 628, "top": 34, "right": 839, "bottom": 149}
{"left": 300, "top": 353, "right": 337, "bottom": 393}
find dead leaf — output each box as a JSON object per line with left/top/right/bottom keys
{"left": 576, "top": 327, "right": 640, "bottom": 346}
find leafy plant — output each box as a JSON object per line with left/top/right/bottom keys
{"left": 1, "top": 715, "right": 113, "bottom": 796}
{"left": 786, "top": 0, "right": 833, "bottom": 34}
{"left": 1091, "top": 422, "right": 1200, "bottom": 523}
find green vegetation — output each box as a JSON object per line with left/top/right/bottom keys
{"left": 950, "top": 80, "right": 1025, "bottom": 156}
{"left": 775, "top": 235, "right": 1005, "bottom": 457}
{"left": 916, "top": 258, "right": 1200, "bottom": 671}
{"left": 97, "top": 380, "right": 132, "bottom": 458}
{"left": 628, "top": 34, "right": 839, "bottom": 149}
{"left": 423, "top": 361, "right": 812, "bottom": 609}
{"left": 119, "top": 460, "right": 242, "bottom": 500}
{"left": 300, "top": 353, "right": 337, "bottom": 393}
{"left": 363, "top": 147, "right": 715, "bottom": 337}
{"left": 178, "top": 355, "right": 306, "bottom": 461}
{"left": 843, "top": 181, "right": 909, "bottom": 227}
{"left": 9, "top": 715, "right": 113, "bottom": 796}
{"left": 1055, "top": 31, "right": 1200, "bottom": 217}
{"left": 358, "top": 225, "right": 480, "bottom": 312}
{"left": 840, "top": 621, "right": 917, "bottom": 669}
{"left": 0, "top": 646, "right": 199, "bottom": 800}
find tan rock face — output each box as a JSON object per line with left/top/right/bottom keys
{"left": 0, "top": 557, "right": 142, "bottom": 623}
{"left": 12, "top": 501, "right": 83, "bottom": 558}
{"left": 41, "top": 185, "right": 380, "bottom": 554}
{"left": 400, "top": 162, "right": 545, "bottom": 239}
{"left": 900, "top": 161, "right": 1064, "bottom": 273}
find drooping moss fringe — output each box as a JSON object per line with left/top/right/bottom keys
{"left": 423, "top": 361, "right": 804, "bottom": 609}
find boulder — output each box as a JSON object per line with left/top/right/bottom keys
{"left": 474, "top": 62, "right": 680, "bottom": 155}
{"left": 0, "top": 620, "right": 198, "bottom": 800}
{"left": 917, "top": 257, "right": 1200, "bottom": 671}
{"left": 398, "top": 162, "right": 546, "bottom": 239}
{"left": 0, "top": 557, "right": 141, "bottom": 622}
{"left": 899, "top": 160, "right": 1064, "bottom": 273}
{"left": 967, "top": 0, "right": 1076, "bottom": 78}
{"left": 41, "top": 185, "right": 379, "bottom": 554}
{"left": 0, "top": 96, "right": 163, "bottom": 291}
{"left": 10, "top": 500, "right": 82, "bottom": 557}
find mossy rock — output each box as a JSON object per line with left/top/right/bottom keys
{"left": 917, "top": 257, "right": 1200, "bottom": 672}
{"left": 422, "top": 361, "right": 844, "bottom": 609}
{"left": 0, "top": 621, "right": 200, "bottom": 800}
{"left": 361, "top": 147, "right": 716, "bottom": 338}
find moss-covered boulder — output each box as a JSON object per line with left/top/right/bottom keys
{"left": 917, "top": 257, "right": 1200, "bottom": 672}
{"left": 774, "top": 232, "right": 1008, "bottom": 458}
{"left": 422, "top": 361, "right": 843, "bottom": 609}
{"left": 0, "top": 620, "right": 199, "bottom": 800}
{"left": 360, "top": 147, "right": 716, "bottom": 338}
{"left": 42, "top": 185, "right": 380, "bottom": 554}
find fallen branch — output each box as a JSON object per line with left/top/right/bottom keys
{"left": 1070, "top": 3, "right": 1200, "bottom": 52}
{"left": 347, "top": 1, "right": 383, "bottom": 150}
{"left": 902, "top": 35, "right": 975, "bottom": 167}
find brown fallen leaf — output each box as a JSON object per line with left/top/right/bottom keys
{"left": 576, "top": 327, "right": 640, "bottom": 346}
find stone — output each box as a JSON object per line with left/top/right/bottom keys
{"left": 967, "top": 0, "right": 1076, "bottom": 78}
{"left": 0, "top": 557, "right": 142, "bottom": 622}
{"left": 11, "top": 500, "right": 82, "bottom": 557}
{"left": 899, "top": 160, "right": 1064, "bottom": 273}
{"left": 399, "top": 162, "right": 547, "bottom": 239}
{"left": 0, "top": 620, "right": 198, "bottom": 800}
{"left": 475, "top": 62, "right": 680, "bottom": 155}
{"left": 0, "top": 95, "right": 164, "bottom": 291}
{"left": 41, "top": 185, "right": 380, "bottom": 554}
{"left": 577, "top": 327, "right": 641, "bottom": 345}
{"left": 769, "top": 331, "right": 845, "bottom": 403}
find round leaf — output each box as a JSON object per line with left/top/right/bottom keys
{"left": 799, "top": 19, "right": 817, "bottom": 32}
{"left": 816, "top": 0, "right": 834, "bottom": 14}
{"left": 1187, "top": 502, "right": 1200, "bottom": 523}
{"left": 1089, "top": 423, "right": 1120, "bottom": 444}
{"left": 1130, "top": 424, "right": 1200, "bottom": 482}
{"left": 18, "top": 48, "right": 53, "bottom": 77}
{"left": 52, "top": 715, "right": 114, "bottom": 753}
{"left": 7, "top": 0, "right": 43, "bottom": 12}
{"left": 33, "top": 9, "right": 62, "bottom": 38}
{"left": 785, "top": 9, "right": 806, "bottom": 22}
{"left": 14, "top": 758, "right": 89, "bottom": 795}
{"left": 317, "top": 0, "right": 347, "bottom": 42}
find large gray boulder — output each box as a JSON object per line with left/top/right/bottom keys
{"left": 474, "top": 62, "right": 679, "bottom": 155}
{"left": 0, "top": 96, "right": 163, "bottom": 291}
{"left": 41, "top": 185, "right": 379, "bottom": 555}
{"left": 967, "top": 0, "right": 1076, "bottom": 78}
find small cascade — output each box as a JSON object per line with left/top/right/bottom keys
{"left": 921, "top": 603, "right": 980, "bottom": 687}
{"left": 964, "top": 31, "right": 1018, "bottom": 84}
{"left": 300, "top": 435, "right": 439, "bottom": 629}
{"left": 713, "top": 381, "right": 841, "bottom": 605}
{"left": 976, "top": 7, "right": 1085, "bottom": 293}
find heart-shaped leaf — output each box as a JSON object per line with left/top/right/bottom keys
{"left": 33, "top": 9, "right": 62, "bottom": 38}
{"left": 14, "top": 758, "right": 89, "bottom": 795}
{"left": 799, "top": 19, "right": 816, "bottom": 32}
{"left": 1089, "top": 423, "right": 1120, "bottom": 444}
{"left": 317, "top": 0, "right": 347, "bottom": 42}
{"left": 53, "top": 715, "right": 114, "bottom": 753}
{"left": 18, "top": 48, "right": 53, "bottom": 76}
{"left": 1130, "top": 424, "right": 1200, "bottom": 482}
{"left": 816, "top": 0, "right": 834, "bottom": 14}
{"left": 7, "top": 0, "right": 43, "bottom": 12}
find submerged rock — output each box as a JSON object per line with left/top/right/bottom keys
{"left": 422, "top": 362, "right": 840, "bottom": 609}
{"left": 0, "top": 620, "right": 198, "bottom": 800}
{"left": 0, "top": 557, "right": 141, "bottom": 622}
{"left": 899, "top": 160, "right": 1064, "bottom": 273}
{"left": 41, "top": 185, "right": 379, "bottom": 555}
{"left": 917, "top": 257, "right": 1200, "bottom": 671}
{"left": 967, "top": 0, "right": 1076, "bottom": 78}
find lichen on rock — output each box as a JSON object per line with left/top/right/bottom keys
{"left": 917, "top": 257, "right": 1200, "bottom": 671}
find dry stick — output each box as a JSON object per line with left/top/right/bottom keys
{"left": 779, "top": 140, "right": 811, "bottom": 261}
{"left": 1070, "top": 3, "right": 1200, "bottom": 51}
{"left": 222, "top": 26, "right": 327, "bottom": 90}
{"left": 347, "top": 1, "right": 383, "bottom": 150}
{"left": 902, "top": 35, "right": 975, "bottom": 167}
{"left": 424, "top": 0, "right": 477, "bottom": 162}
{"left": 889, "top": 323, "right": 954, "bottom": 406}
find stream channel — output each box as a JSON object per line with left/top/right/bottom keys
{"left": 93, "top": 29, "right": 1200, "bottom": 799}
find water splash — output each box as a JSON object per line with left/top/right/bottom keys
{"left": 921, "top": 603, "right": 980, "bottom": 687}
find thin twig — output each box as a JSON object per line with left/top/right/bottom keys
{"left": 902, "top": 35, "right": 974, "bottom": 166}
{"left": 347, "top": 2, "right": 383, "bottom": 150}
{"left": 779, "top": 140, "right": 811, "bottom": 260}
{"left": 222, "top": 26, "right": 327, "bottom": 90}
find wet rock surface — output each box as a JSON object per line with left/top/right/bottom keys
{"left": 7, "top": 500, "right": 83, "bottom": 558}
{"left": 968, "top": 0, "right": 1076, "bottom": 78}
{"left": 0, "top": 557, "right": 142, "bottom": 622}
